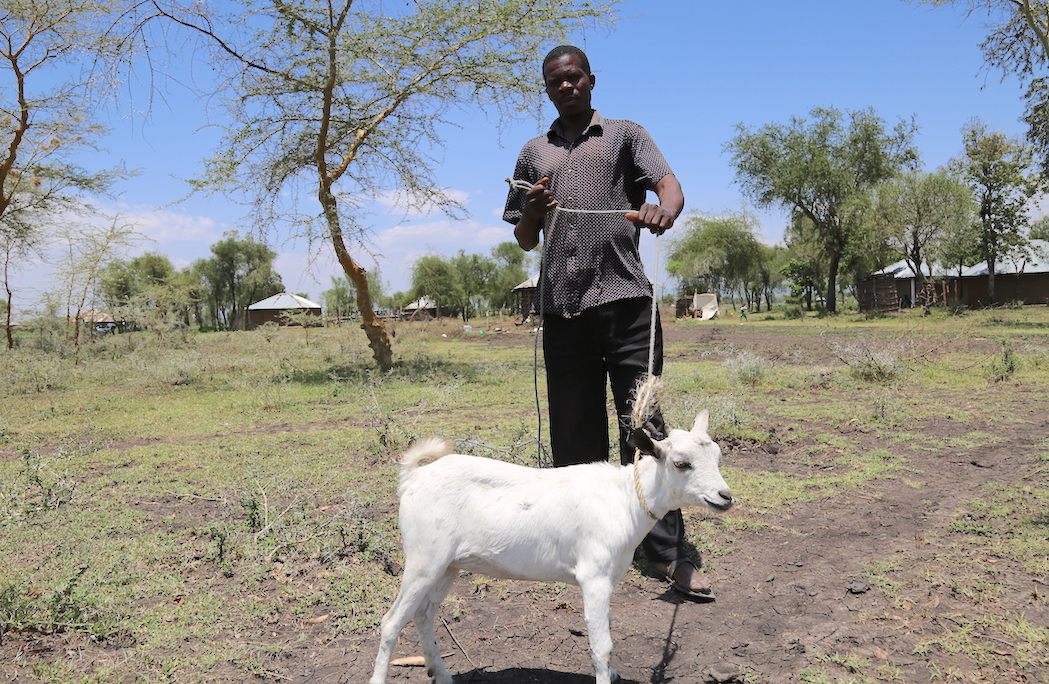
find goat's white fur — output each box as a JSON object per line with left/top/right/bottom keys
{"left": 369, "top": 410, "right": 733, "bottom": 684}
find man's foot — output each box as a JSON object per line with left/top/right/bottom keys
{"left": 654, "top": 558, "right": 715, "bottom": 602}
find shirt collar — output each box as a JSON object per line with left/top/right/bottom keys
{"left": 548, "top": 110, "right": 604, "bottom": 142}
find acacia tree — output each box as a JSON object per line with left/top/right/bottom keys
{"left": 486, "top": 240, "right": 528, "bottom": 311}
{"left": 51, "top": 218, "right": 141, "bottom": 360}
{"left": 727, "top": 107, "right": 918, "bottom": 312}
{"left": 139, "top": 0, "right": 613, "bottom": 370}
{"left": 909, "top": 1, "right": 1049, "bottom": 168}
{"left": 951, "top": 118, "right": 1041, "bottom": 303}
{"left": 409, "top": 254, "right": 461, "bottom": 319}
{"left": 1, "top": 0, "right": 131, "bottom": 348}
{"left": 874, "top": 169, "right": 975, "bottom": 288}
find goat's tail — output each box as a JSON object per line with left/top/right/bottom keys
{"left": 398, "top": 438, "right": 455, "bottom": 493}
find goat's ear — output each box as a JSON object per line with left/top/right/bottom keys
{"left": 633, "top": 426, "right": 665, "bottom": 460}
{"left": 690, "top": 409, "right": 710, "bottom": 437}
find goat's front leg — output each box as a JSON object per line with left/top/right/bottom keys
{"left": 579, "top": 575, "right": 618, "bottom": 684}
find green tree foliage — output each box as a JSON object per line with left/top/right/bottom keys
{"left": 141, "top": 0, "right": 614, "bottom": 370}
{"left": 951, "top": 118, "right": 1042, "bottom": 303}
{"left": 873, "top": 170, "right": 976, "bottom": 286}
{"left": 0, "top": 0, "right": 133, "bottom": 348}
{"left": 1031, "top": 214, "right": 1049, "bottom": 239}
{"left": 100, "top": 252, "right": 176, "bottom": 307}
{"left": 321, "top": 275, "right": 356, "bottom": 319}
{"left": 322, "top": 269, "right": 393, "bottom": 318}
{"left": 727, "top": 107, "right": 919, "bottom": 312}
{"left": 409, "top": 255, "right": 463, "bottom": 318}
{"left": 910, "top": 1, "right": 1049, "bottom": 169}
{"left": 51, "top": 218, "right": 142, "bottom": 359}
{"left": 98, "top": 252, "right": 201, "bottom": 331}
{"left": 450, "top": 250, "right": 497, "bottom": 321}
{"left": 782, "top": 215, "right": 827, "bottom": 311}
{"left": 486, "top": 241, "right": 529, "bottom": 311}
{"left": 192, "top": 231, "right": 284, "bottom": 330}
{"left": 408, "top": 244, "right": 528, "bottom": 320}
{"left": 750, "top": 243, "right": 788, "bottom": 312}
{"left": 666, "top": 211, "right": 762, "bottom": 306}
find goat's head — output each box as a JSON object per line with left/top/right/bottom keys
{"left": 633, "top": 410, "right": 734, "bottom": 513}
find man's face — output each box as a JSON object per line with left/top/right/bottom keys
{"left": 543, "top": 53, "right": 594, "bottom": 119}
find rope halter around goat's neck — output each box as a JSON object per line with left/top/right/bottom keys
{"left": 631, "top": 375, "right": 665, "bottom": 521}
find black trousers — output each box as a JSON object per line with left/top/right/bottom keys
{"left": 543, "top": 297, "right": 684, "bottom": 564}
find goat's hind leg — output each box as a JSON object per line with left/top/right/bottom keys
{"left": 369, "top": 567, "right": 447, "bottom": 684}
{"left": 413, "top": 568, "right": 456, "bottom": 684}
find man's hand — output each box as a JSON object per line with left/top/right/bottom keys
{"left": 627, "top": 174, "right": 684, "bottom": 235}
{"left": 522, "top": 177, "right": 557, "bottom": 221}
{"left": 514, "top": 177, "right": 556, "bottom": 251}
{"left": 630, "top": 203, "right": 676, "bottom": 235}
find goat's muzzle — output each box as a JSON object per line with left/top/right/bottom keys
{"left": 703, "top": 490, "right": 734, "bottom": 512}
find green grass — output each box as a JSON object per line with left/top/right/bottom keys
{"left": 2, "top": 309, "right": 1049, "bottom": 681}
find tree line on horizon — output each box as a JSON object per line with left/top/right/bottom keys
{"left": 4, "top": 0, "right": 1049, "bottom": 364}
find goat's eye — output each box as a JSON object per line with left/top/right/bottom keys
{"left": 673, "top": 460, "right": 692, "bottom": 470}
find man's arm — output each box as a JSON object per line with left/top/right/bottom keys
{"left": 634, "top": 174, "right": 684, "bottom": 235}
{"left": 514, "top": 177, "right": 557, "bottom": 251}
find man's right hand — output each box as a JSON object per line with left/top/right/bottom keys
{"left": 515, "top": 177, "right": 556, "bottom": 251}
{"left": 522, "top": 177, "right": 557, "bottom": 221}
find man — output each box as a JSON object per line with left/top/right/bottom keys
{"left": 503, "top": 45, "right": 712, "bottom": 601}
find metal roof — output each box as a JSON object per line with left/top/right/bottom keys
{"left": 960, "top": 240, "right": 1049, "bottom": 276}
{"left": 512, "top": 274, "right": 540, "bottom": 291}
{"left": 871, "top": 240, "right": 1049, "bottom": 279}
{"left": 247, "top": 293, "right": 322, "bottom": 310}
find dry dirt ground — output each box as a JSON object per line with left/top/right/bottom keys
{"left": 335, "top": 324, "right": 1049, "bottom": 684}
{"left": 4, "top": 322, "right": 1047, "bottom": 684}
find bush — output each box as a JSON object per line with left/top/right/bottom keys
{"left": 723, "top": 351, "right": 766, "bottom": 385}
{"left": 832, "top": 338, "right": 907, "bottom": 382}
{"left": 989, "top": 339, "right": 1018, "bottom": 382}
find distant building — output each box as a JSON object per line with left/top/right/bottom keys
{"left": 858, "top": 240, "right": 1049, "bottom": 311}
{"left": 402, "top": 296, "right": 438, "bottom": 320}
{"left": 511, "top": 274, "right": 539, "bottom": 319}
{"left": 246, "top": 293, "right": 322, "bottom": 328}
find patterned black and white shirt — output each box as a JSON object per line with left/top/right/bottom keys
{"left": 503, "top": 111, "right": 674, "bottom": 318}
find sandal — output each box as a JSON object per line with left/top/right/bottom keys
{"left": 658, "top": 557, "right": 715, "bottom": 603}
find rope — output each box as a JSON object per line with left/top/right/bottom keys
{"left": 633, "top": 460, "right": 659, "bottom": 521}
{"left": 504, "top": 178, "right": 638, "bottom": 216}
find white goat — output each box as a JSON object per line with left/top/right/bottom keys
{"left": 369, "top": 410, "right": 733, "bottom": 684}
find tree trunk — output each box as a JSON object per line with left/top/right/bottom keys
{"left": 320, "top": 189, "right": 393, "bottom": 371}
{"left": 987, "top": 256, "right": 997, "bottom": 305}
{"left": 3, "top": 250, "right": 13, "bottom": 350}
{"left": 4, "top": 288, "right": 12, "bottom": 349}
{"left": 826, "top": 250, "right": 841, "bottom": 313}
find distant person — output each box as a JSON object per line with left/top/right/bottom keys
{"left": 503, "top": 45, "right": 715, "bottom": 601}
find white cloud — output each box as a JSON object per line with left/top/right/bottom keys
{"left": 107, "top": 203, "right": 224, "bottom": 246}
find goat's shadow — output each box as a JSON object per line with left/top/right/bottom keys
{"left": 455, "top": 669, "right": 640, "bottom": 683}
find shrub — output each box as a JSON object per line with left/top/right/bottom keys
{"left": 723, "top": 351, "right": 766, "bottom": 385}
{"left": 989, "top": 339, "right": 1018, "bottom": 382}
{"left": 832, "top": 338, "right": 907, "bottom": 382}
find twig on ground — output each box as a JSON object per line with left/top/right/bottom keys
{"left": 442, "top": 617, "right": 480, "bottom": 672}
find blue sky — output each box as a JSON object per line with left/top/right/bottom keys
{"left": 12, "top": 0, "right": 1033, "bottom": 307}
